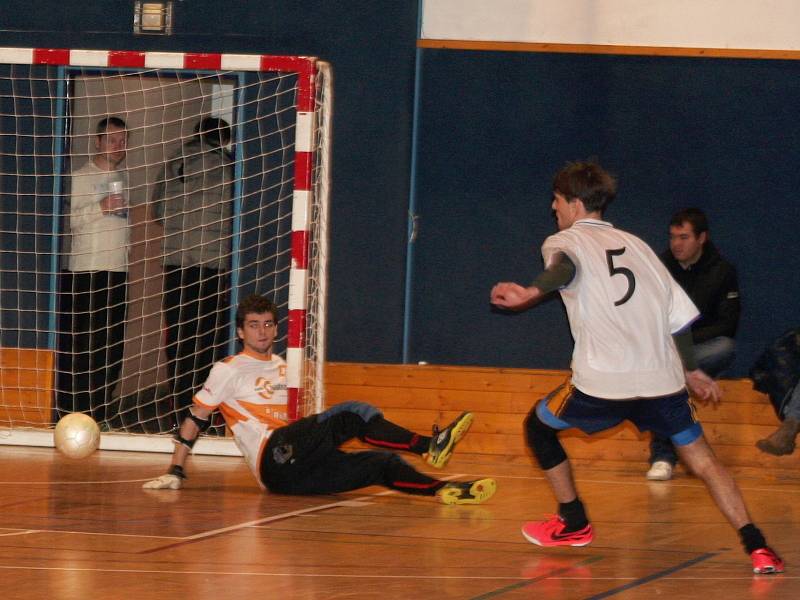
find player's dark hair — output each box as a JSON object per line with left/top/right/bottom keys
{"left": 96, "top": 116, "right": 127, "bottom": 135}
{"left": 669, "top": 207, "right": 708, "bottom": 237}
{"left": 195, "top": 116, "right": 231, "bottom": 147}
{"left": 552, "top": 160, "right": 617, "bottom": 214}
{"left": 236, "top": 294, "right": 278, "bottom": 329}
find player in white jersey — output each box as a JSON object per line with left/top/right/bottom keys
{"left": 143, "top": 294, "right": 496, "bottom": 505}
{"left": 490, "top": 160, "right": 783, "bottom": 574}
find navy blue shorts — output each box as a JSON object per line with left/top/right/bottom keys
{"left": 536, "top": 382, "right": 703, "bottom": 446}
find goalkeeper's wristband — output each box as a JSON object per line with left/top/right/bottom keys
{"left": 167, "top": 464, "right": 187, "bottom": 479}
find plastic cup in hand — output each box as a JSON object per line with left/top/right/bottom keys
{"left": 108, "top": 180, "right": 128, "bottom": 218}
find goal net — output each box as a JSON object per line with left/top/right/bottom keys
{"left": 0, "top": 48, "right": 331, "bottom": 453}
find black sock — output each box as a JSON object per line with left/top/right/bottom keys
{"left": 739, "top": 523, "right": 766, "bottom": 554}
{"left": 559, "top": 498, "right": 589, "bottom": 532}
{"left": 412, "top": 434, "right": 431, "bottom": 454}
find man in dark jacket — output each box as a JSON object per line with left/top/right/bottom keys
{"left": 647, "top": 208, "right": 740, "bottom": 480}
{"left": 152, "top": 117, "right": 234, "bottom": 433}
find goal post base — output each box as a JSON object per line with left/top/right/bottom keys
{"left": 0, "top": 428, "right": 243, "bottom": 456}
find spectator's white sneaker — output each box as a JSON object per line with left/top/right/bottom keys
{"left": 646, "top": 460, "right": 674, "bottom": 481}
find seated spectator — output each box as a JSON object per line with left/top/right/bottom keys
{"left": 757, "top": 390, "right": 800, "bottom": 455}
{"left": 751, "top": 327, "right": 800, "bottom": 455}
{"left": 647, "top": 208, "right": 740, "bottom": 480}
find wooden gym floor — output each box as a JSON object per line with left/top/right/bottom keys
{"left": 0, "top": 443, "right": 797, "bottom": 600}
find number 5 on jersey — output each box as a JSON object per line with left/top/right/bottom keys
{"left": 606, "top": 247, "right": 636, "bottom": 306}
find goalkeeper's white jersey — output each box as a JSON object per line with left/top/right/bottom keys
{"left": 194, "top": 349, "right": 288, "bottom": 486}
{"left": 542, "top": 218, "right": 699, "bottom": 399}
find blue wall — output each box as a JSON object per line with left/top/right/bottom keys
{"left": 2, "top": 3, "right": 799, "bottom": 375}
{"left": 408, "top": 49, "right": 800, "bottom": 375}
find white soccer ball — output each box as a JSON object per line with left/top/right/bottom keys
{"left": 54, "top": 413, "right": 101, "bottom": 459}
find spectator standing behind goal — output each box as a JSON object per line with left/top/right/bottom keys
{"left": 490, "top": 160, "right": 782, "bottom": 574}
{"left": 143, "top": 294, "right": 497, "bottom": 506}
{"left": 647, "top": 207, "right": 740, "bottom": 481}
{"left": 151, "top": 117, "right": 234, "bottom": 433}
{"left": 57, "top": 116, "right": 129, "bottom": 425}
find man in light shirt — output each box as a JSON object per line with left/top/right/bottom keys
{"left": 143, "top": 294, "right": 496, "bottom": 506}
{"left": 490, "top": 160, "right": 783, "bottom": 574}
{"left": 57, "top": 116, "right": 129, "bottom": 425}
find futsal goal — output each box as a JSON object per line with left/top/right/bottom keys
{"left": 0, "top": 47, "right": 331, "bottom": 454}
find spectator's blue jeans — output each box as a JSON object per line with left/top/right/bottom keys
{"left": 649, "top": 336, "right": 736, "bottom": 466}
{"left": 694, "top": 336, "right": 736, "bottom": 379}
{"left": 784, "top": 384, "right": 800, "bottom": 420}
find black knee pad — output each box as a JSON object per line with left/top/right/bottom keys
{"left": 524, "top": 406, "right": 567, "bottom": 470}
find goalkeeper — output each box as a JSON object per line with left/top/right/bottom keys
{"left": 143, "top": 294, "right": 496, "bottom": 505}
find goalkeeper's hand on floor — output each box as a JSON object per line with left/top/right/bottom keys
{"left": 142, "top": 465, "right": 186, "bottom": 489}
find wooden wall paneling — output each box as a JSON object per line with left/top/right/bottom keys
{"left": 325, "top": 362, "right": 797, "bottom": 470}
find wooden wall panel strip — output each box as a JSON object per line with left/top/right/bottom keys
{"left": 417, "top": 39, "right": 800, "bottom": 60}
{"left": 0, "top": 348, "right": 54, "bottom": 426}
{"left": 326, "top": 362, "right": 796, "bottom": 469}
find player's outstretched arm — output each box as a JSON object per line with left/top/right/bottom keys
{"left": 491, "top": 253, "right": 574, "bottom": 311}
{"left": 142, "top": 405, "right": 213, "bottom": 490}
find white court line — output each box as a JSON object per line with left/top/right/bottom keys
{"left": 182, "top": 474, "right": 462, "bottom": 542}
{"left": 9, "top": 470, "right": 791, "bottom": 494}
{"left": 0, "top": 530, "right": 39, "bottom": 538}
{"left": 0, "top": 564, "right": 552, "bottom": 579}
{"left": 0, "top": 563, "right": 794, "bottom": 581}
{"left": 0, "top": 527, "right": 182, "bottom": 540}
{"left": 0, "top": 503, "right": 381, "bottom": 543}
{"left": 0, "top": 474, "right": 461, "bottom": 545}
{"left": 183, "top": 489, "right": 395, "bottom": 540}
{"left": 0, "top": 478, "right": 152, "bottom": 485}
{"left": 183, "top": 499, "right": 377, "bottom": 540}
{"left": 488, "top": 472, "right": 800, "bottom": 494}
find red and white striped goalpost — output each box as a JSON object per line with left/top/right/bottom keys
{"left": 0, "top": 47, "right": 331, "bottom": 452}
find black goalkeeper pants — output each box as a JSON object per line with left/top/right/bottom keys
{"left": 260, "top": 401, "right": 443, "bottom": 497}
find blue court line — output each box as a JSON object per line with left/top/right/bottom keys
{"left": 583, "top": 550, "right": 720, "bottom": 599}
{"left": 469, "top": 555, "right": 605, "bottom": 600}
